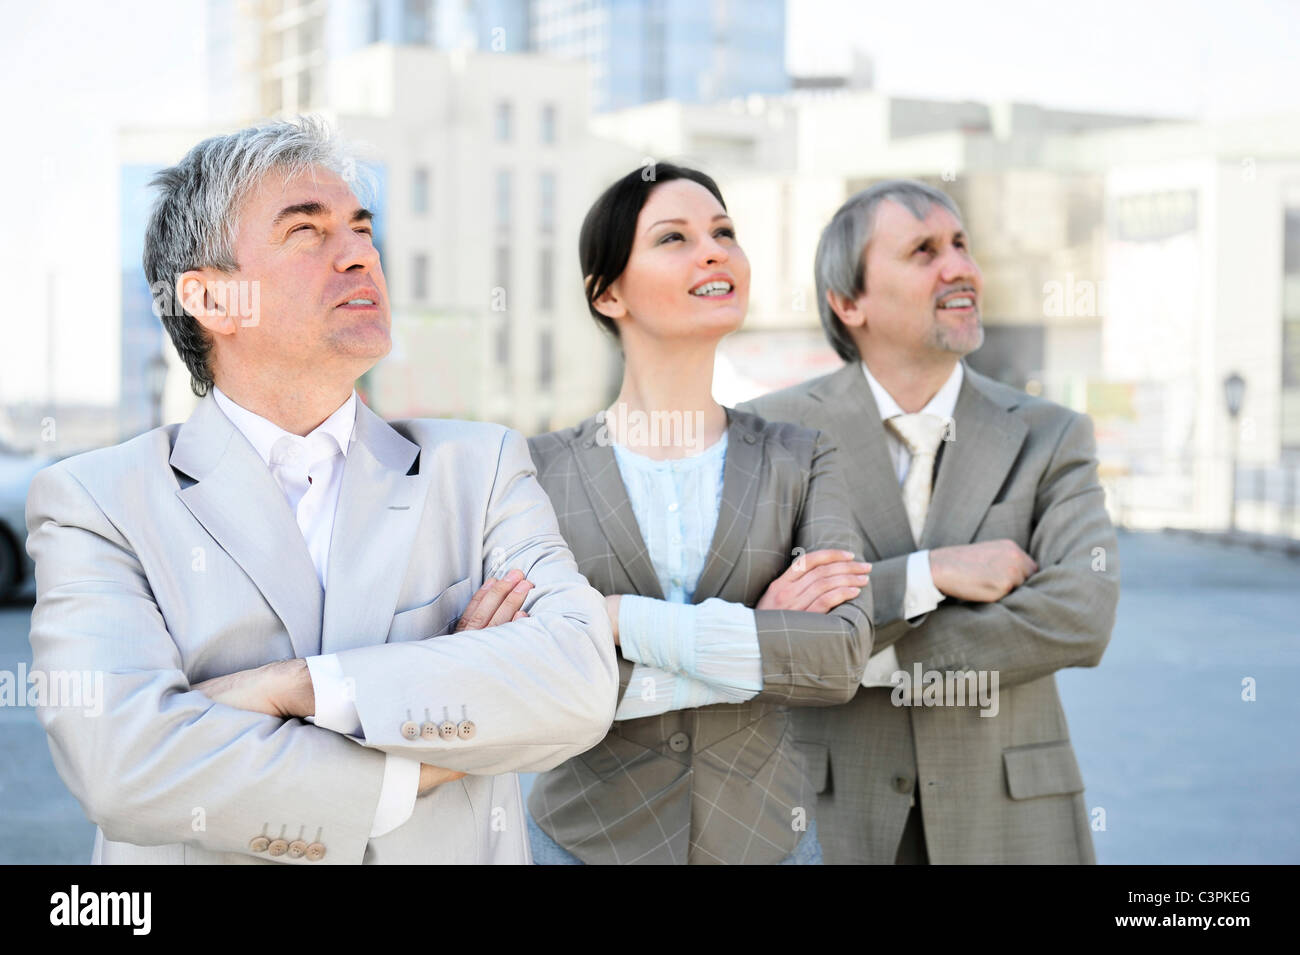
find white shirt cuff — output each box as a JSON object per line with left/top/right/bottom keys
{"left": 904, "top": 549, "right": 945, "bottom": 620}
{"left": 305, "top": 653, "right": 362, "bottom": 737}
{"left": 370, "top": 756, "right": 422, "bottom": 838}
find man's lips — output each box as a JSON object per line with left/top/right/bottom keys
{"left": 335, "top": 290, "right": 381, "bottom": 310}
{"left": 936, "top": 290, "right": 977, "bottom": 312}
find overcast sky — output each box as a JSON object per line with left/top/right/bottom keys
{"left": 2, "top": 0, "right": 1297, "bottom": 405}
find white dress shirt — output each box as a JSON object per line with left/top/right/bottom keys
{"left": 211, "top": 385, "right": 419, "bottom": 838}
{"left": 861, "top": 361, "right": 963, "bottom": 621}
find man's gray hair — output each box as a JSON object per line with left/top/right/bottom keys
{"left": 814, "top": 179, "right": 963, "bottom": 363}
{"left": 143, "top": 116, "right": 370, "bottom": 397}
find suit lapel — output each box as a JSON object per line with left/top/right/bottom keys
{"left": 319, "top": 399, "right": 426, "bottom": 654}
{"left": 920, "top": 367, "right": 1028, "bottom": 549}
{"left": 692, "top": 409, "right": 763, "bottom": 601}
{"left": 569, "top": 417, "right": 664, "bottom": 600}
{"left": 172, "top": 392, "right": 325, "bottom": 658}
{"left": 809, "top": 363, "right": 916, "bottom": 556}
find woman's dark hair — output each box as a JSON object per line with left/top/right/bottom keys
{"left": 579, "top": 162, "right": 727, "bottom": 340}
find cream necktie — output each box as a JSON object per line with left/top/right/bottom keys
{"left": 269, "top": 431, "right": 339, "bottom": 515}
{"left": 860, "top": 412, "right": 950, "bottom": 689}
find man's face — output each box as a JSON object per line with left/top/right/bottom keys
{"left": 838, "top": 199, "right": 983, "bottom": 362}
{"left": 196, "top": 164, "right": 391, "bottom": 385}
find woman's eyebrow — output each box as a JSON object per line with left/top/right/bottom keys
{"left": 644, "top": 213, "right": 731, "bottom": 234}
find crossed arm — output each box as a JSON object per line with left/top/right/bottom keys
{"left": 25, "top": 429, "right": 618, "bottom": 863}
{"left": 890, "top": 412, "right": 1120, "bottom": 688}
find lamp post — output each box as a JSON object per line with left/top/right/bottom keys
{"left": 147, "top": 352, "right": 169, "bottom": 431}
{"left": 1223, "top": 372, "right": 1246, "bottom": 533}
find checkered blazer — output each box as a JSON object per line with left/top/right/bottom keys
{"left": 525, "top": 407, "right": 873, "bottom": 864}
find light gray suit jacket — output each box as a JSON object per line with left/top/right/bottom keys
{"left": 25, "top": 390, "right": 618, "bottom": 864}
{"left": 742, "top": 362, "right": 1120, "bottom": 864}
{"left": 526, "top": 409, "right": 873, "bottom": 864}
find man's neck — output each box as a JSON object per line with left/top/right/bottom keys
{"left": 860, "top": 352, "right": 960, "bottom": 415}
{"left": 213, "top": 378, "right": 355, "bottom": 437}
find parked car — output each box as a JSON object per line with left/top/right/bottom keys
{"left": 0, "top": 440, "right": 60, "bottom": 602}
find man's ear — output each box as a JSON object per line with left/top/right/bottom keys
{"left": 588, "top": 276, "right": 628, "bottom": 322}
{"left": 177, "top": 270, "right": 238, "bottom": 337}
{"left": 826, "top": 288, "right": 867, "bottom": 331}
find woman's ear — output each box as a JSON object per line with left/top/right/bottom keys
{"left": 589, "top": 276, "right": 628, "bottom": 321}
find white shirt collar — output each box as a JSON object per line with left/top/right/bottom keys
{"left": 861, "top": 360, "right": 963, "bottom": 422}
{"left": 211, "top": 384, "right": 357, "bottom": 469}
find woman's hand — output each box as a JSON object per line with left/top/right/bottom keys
{"left": 756, "top": 549, "right": 871, "bottom": 613}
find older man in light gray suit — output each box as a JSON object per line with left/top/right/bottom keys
{"left": 742, "top": 180, "right": 1119, "bottom": 864}
{"left": 25, "top": 119, "right": 618, "bottom": 865}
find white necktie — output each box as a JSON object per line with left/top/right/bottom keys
{"left": 888, "top": 413, "right": 950, "bottom": 544}
{"left": 860, "top": 412, "right": 950, "bottom": 689}
{"left": 269, "top": 431, "right": 339, "bottom": 515}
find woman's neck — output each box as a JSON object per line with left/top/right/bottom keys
{"left": 606, "top": 337, "right": 728, "bottom": 460}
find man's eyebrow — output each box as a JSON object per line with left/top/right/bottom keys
{"left": 352, "top": 208, "right": 374, "bottom": 223}
{"left": 644, "top": 213, "right": 732, "bottom": 234}
{"left": 903, "top": 228, "right": 966, "bottom": 249}
{"left": 272, "top": 201, "right": 329, "bottom": 226}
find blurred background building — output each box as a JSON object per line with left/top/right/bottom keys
{"left": 9, "top": 0, "right": 1300, "bottom": 541}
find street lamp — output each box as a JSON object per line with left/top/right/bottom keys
{"left": 147, "top": 352, "right": 169, "bottom": 431}
{"left": 1223, "top": 372, "right": 1246, "bottom": 533}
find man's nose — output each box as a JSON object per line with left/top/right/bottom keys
{"left": 337, "top": 228, "right": 380, "bottom": 272}
{"left": 939, "top": 244, "right": 977, "bottom": 285}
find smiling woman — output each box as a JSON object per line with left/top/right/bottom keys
{"left": 522, "top": 162, "right": 875, "bottom": 865}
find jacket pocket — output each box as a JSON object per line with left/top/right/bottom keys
{"left": 1003, "top": 740, "right": 1084, "bottom": 800}
{"left": 795, "top": 740, "right": 830, "bottom": 794}
{"left": 386, "top": 577, "right": 474, "bottom": 643}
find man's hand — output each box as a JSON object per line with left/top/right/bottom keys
{"left": 454, "top": 568, "right": 533, "bottom": 631}
{"left": 929, "top": 539, "right": 1038, "bottom": 603}
{"left": 193, "top": 658, "right": 315, "bottom": 719}
{"left": 756, "top": 549, "right": 871, "bottom": 613}
{"left": 418, "top": 763, "right": 467, "bottom": 796}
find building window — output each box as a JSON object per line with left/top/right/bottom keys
{"left": 412, "top": 167, "right": 429, "bottom": 215}
{"left": 541, "top": 103, "right": 557, "bottom": 144}
{"left": 538, "top": 247, "right": 554, "bottom": 311}
{"left": 298, "top": 69, "right": 313, "bottom": 109}
{"left": 495, "top": 100, "right": 513, "bottom": 142}
{"left": 538, "top": 328, "right": 554, "bottom": 390}
{"left": 495, "top": 317, "right": 511, "bottom": 368}
{"left": 367, "top": 0, "right": 382, "bottom": 43}
{"left": 403, "top": 0, "right": 432, "bottom": 44}
{"left": 412, "top": 253, "right": 428, "bottom": 301}
{"left": 539, "top": 171, "right": 555, "bottom": 235}
{"left": 494, "top": 245, "right": 511, "bottom": 295}
{"left": 496, "top": 169, "right": 512, "bottom": 231}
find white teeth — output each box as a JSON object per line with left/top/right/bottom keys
{"left": 940, "top": 296, "right": 974, "bottom": 309}
{"left": 691, "top": 281, "right": 732, "bottom": 297}
{"left": 345, "top": 298, "right": 374, "bottom": 305}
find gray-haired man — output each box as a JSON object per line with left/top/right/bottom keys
{"left": 26, "top": 118, "right": 618, "bottom": 864}
{"left": 742, "top": 180, "right": 1119, "bottom": 864}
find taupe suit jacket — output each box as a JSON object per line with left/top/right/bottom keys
{"left": 25, "top": 390, "right": 618, "bottom": 864}
{"left": 742, "top": 362, "right": 1119, "bottom": 864}
{"left": 526, "top": 409, "right": 873, "bottom": 864}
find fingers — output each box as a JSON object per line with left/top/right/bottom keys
{"left": 806, "top": 586, "right": 866, "bottom": 614}
{"left": 457, "top": 569, "right": 529, "bottom": 631}
{"left": 487, "top": 576, "right": 534, "bottom": 628}
{"left": 788, "top": 562, "right": 871, "bottom": 609}
{"left": 782, "top": 549, "right": 861, "bottom": 583}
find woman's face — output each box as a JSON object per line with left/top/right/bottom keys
{"left": 597, "top": 178, "right": 750, "bottom": 342}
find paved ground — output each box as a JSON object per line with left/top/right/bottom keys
{"left": 2, "top": 530, "right": 1296, "bottom": 863}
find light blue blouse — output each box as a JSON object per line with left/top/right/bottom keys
{"left": 610, "top": 432, "right": 763, "bottom": 719}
